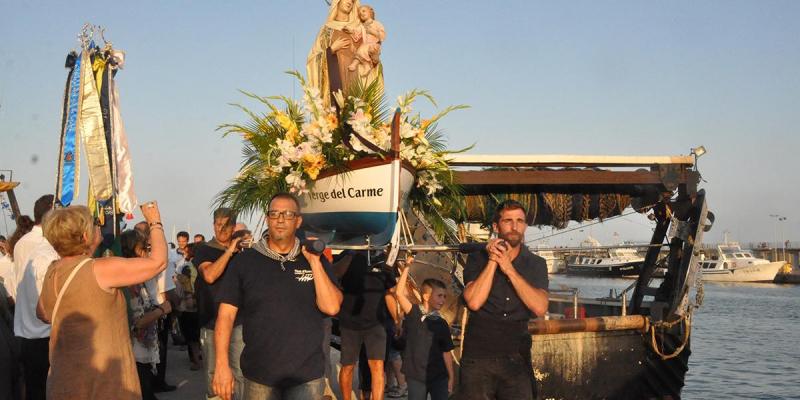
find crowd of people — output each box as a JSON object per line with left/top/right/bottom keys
{"left": 0, "top": 193, "right": 549, "bottom": 400}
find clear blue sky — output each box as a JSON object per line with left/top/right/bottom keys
{"left": 1, "top": 1, "right": 798, "bottom": 246}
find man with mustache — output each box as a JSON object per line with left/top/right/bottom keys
{"left": 459, "top": 200, "right": 549, "bottom": 400}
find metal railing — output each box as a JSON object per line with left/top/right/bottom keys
{"left": 549, "top": 288, "right": 580, "bottom": 319}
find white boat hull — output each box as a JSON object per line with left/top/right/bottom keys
{"left": 701, "top": 261, "right": 785, "bottom": 282}
{"left": 298, "top": 158, "right": 415, "bottom": 246}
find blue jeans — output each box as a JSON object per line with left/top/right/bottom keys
{"left": 408, "top": 377, "right": 449, "bottom": 400}
{"left": 457, "top": 355, "right": 534, "bottom": 400}
{"left": 243, "top": 377, "right": 325, "bottom": 400}
{"left": 201, "top": 325, "right": 245, "bottom": 399}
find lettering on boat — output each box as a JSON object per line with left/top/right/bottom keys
{"left": 307, "top": 187, "right": 385, "bottom": 202}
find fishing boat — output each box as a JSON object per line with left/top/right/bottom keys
{"left": 439, "top": 152, "right": 711, "bottom": 399}
{"left": 700, "top": 241, "right": 784, "bottom": 282}
{"left": 566, "top": 246, "right": 645, "bottom": 277}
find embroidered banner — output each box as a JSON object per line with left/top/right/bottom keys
{"left": 109, "top": 50, "right": 137, "bottom": 214}
{"left": 78, "top": 49, "right": 113, "bottom": 201}
{"left": 57, "top": 52, "right": 83, "bottom": 207}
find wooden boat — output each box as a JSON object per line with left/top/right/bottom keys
{"left": 298, "top": 111, "right": 416, "bottom": 247}
{"left": 413, "top": 152, "right": 710, "bottom": 399}
{"left": 299, "top": 157, "right": 415, "bottom": 246}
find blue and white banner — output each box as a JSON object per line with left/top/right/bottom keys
{"left": 57, "top": 52, "right": 83, "bottom": 207}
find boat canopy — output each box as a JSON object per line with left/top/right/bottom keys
{"left": 449, "top": 153, "right": 700, "bottom": 229}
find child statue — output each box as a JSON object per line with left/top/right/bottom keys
{"left": 346, "top": 5, "right": 386, "bottom": 76}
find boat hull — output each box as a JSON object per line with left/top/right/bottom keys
{"left": 298, "top": 158, "right": 415, "bottom": 246}
{"left": 532, "top": 325, "right": 689, "bottom": 399}
{"left": 566, "top": 261, "right": 643, "bottom": 277}
{"left": 701, "top": 261, "right": 785, "bottom": 282}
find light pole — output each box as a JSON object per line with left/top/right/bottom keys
{"left": 769, "top": 214, "right": 787, "bottom": 261}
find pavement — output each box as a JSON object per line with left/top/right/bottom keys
{"left": 156, "top": 344, "right": 409, "bottom": 400}
{"left": 158, "top": 346, "right": 206, "bottom": 400}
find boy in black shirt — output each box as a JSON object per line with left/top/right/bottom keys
{"left": 396, "top": 263, "right": 455, "bottom": 400}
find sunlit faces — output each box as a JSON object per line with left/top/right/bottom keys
{"left": 177, "top": 236, "right": 189, "bottom": 250}
{"left": 266, "top": 197, "right": 302, "bottom": 242}
{"left": 213, "top": 217, "right": 235, "bottom": 243}
{"left": 423, "top": 287, "right": 448, "bottom": 312}
{"left": 493, "top": 208, "right": 526, "bottom": 248}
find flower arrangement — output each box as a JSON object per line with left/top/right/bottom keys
{"left": 215, "top": 71, "right": 468, "bottom": 237}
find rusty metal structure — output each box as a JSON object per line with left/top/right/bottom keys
{"left": 0, "top": 170, "right": 22, "bottom": 219}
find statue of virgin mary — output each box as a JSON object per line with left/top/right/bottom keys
{"left": 307, "top": 0, "right": 384, "bottom": 108}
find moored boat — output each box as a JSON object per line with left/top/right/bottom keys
{"left": 449, "top": 152, "right": 710, "bottom": 399}
{"left": 700, "top": 242, "right": 784, "bottom": 282}
{"left": 566, "top": 243, "right": 645, "bottom": 277}
{"left": 532, "top": 245, "right": 567, "bottom": 274}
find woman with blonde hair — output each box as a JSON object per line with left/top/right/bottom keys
{"left": 38, "top": 202, "right": 168, "bottom": 400}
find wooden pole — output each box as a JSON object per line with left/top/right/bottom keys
{"left": 6, "top": 189, "right": 21, "bottom": 221}
{"left": 528, "top": 315, "right": 648, "bottom": 335}
{"left": 390, "top": 107, "right": 401, "bottom": 159}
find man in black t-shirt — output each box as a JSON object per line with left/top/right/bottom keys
{"left": 194, "top": 208, "right": 245, "bottom": 399}
{"left": 459, "top": 200, "right": 549, "bottom": 400}
{"left": 336, "top": 251, "right": 396, "bottom": 400}
{"left": 212, "top": 193, "right": 343, "bottom": 400}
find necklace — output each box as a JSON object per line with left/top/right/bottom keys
{"left": 254, "top": 237, "right": 300, "bottom": 271}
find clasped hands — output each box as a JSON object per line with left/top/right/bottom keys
{"left": 487, "top": 238, "right": 515, "bottom": 275}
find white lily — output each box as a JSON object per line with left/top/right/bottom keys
{"left": 285, "top": 170, "right": 308, "bottom": 194}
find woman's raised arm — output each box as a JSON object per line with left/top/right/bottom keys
{"left": 94, "top": 201, "right": 168, "bottom": 290}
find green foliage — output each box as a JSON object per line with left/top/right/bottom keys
{"left": 215, "top": 71, "right": 469, "bottom": 241}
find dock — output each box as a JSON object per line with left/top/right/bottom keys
{"left": 750, "top": 246, "right": 799, "bottom": 284}
{"left": 773, "top": 268, "right": 800, "bottom": 284}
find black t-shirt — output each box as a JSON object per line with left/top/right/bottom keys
{"left": 401, "top": 306, "right": 455, "bottom": 383}
{"left": 461, "top": 245, "right": 548, "bottom": 359}
{"left": 194, "top": 242, "right": 238, "bottom": 329}
{"left": 217, "top": 248, "right": 337, "bottom": 387}
{"left": 338, "top": 253, "right": 397, "bottom": 330}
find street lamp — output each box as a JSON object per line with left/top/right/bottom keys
{"left": 769, "top": 214, "right": 788, "bottom": 261}
{"left": 690, "top": 146, "right": 707, "bottom": 172}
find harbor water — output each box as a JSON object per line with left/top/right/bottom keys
{"left": 550, "top": 276, "right": 800, "bottom": 399}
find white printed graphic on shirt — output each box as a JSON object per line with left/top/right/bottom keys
{"left": 294, "top": 269, "right": 314, "bottom": 282}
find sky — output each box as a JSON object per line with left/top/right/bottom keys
{"left": 1, "top": 1, "right": 798, "bottom": 247}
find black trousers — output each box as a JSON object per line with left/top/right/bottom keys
{"left": 136, "top": 362, "right": 158, "bottom": 400}
{"left": 20, "top": 337, "right": 49, "bottom": 400}
{"left": 156, "top": 314, "right": 172, "bottom": 386}
{"left": 457, "top": 354, "right": 534, "bottom": 400}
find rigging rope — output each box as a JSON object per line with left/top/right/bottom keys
{"left": 649, "top": 312, "right": 692, "bottom": 360}
{"left": 525, "top": 202, "right": 660, "bottom": 245}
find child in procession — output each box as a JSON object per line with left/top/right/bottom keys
{"left": 395, "top": 260, "right": 455, "bottom": 400}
